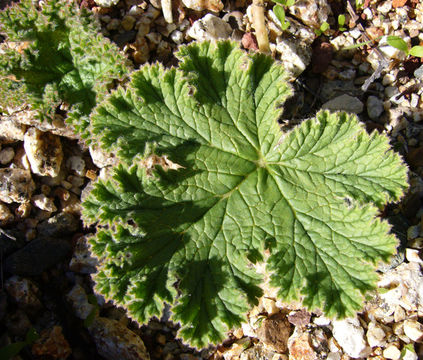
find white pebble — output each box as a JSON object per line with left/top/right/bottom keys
{"left": 377, "top": 1, "right": 392, "bottom": 15}
{"left": 332, "top": 318, "right": 371, "bottom": 358}
{"left": 404, "top": 320, "right": 423, "bottom": 342}
{"left": 382, "top": 73, "right": 396, "bottom": 86}
{"left": 32, "top": 194, "right": 57, "bottom": 212}
{"left": 366, "top": 322, "right": 386, "bottom": 348}
{"left": 383, "top": 344, "right": 401, "bottom": 360}
{"left": 187, "top": 14, "right": 232, "bottom": 41}
{"left": 349, "top": 29, "right": 362, "bottom": 39}
{"left": 406, "top": 248, "right": 423, "bottom": 263}
{"left": 313, "top": 315, "right": 331, "bottom": 326}
{"left": 411, "top": 93, "right": 420, "bottom": 108}
{"left": 363, "top": 7, "right": 373, "bottom": 20}
{"left": 66, "top": 156, "right": 85, "bottom": 177}
{"left": 128, "top": 5, "right": 143, "bottom": 16}
{"left": 170, "top": 30, "right": 184, "bottom": 45}
{"left": 402, "top": 347, "right": 418, "bottom": 360}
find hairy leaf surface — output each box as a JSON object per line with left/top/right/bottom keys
{"left": 0, "top": 0, "right": 130, "bottom": 136}
{"left": 83, "top": 41, "right": 408, "bottom": 348}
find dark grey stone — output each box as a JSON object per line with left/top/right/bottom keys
{"left": 37, "top": 212, "right": 80, "bottom": 237}
{"left": 4, "top": 237, "right": 71, "bottom": 276}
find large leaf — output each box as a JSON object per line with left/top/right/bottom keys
{"left": 0, "top": 0, "right": 130, "bottom": 136}
{"left": 83, "top": 41, "right": 408, "bottom": 348}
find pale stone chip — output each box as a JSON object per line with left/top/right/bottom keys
{"left": 0, "top": 168, "right": 35, "bottom": 204}
{"left": 32, "top": 194, "right": 57, "bottom": 212}
{"left": 24, "top": 127, "right": 63, "bottom": 177}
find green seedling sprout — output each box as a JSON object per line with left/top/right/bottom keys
{"left": 314, "top": 21, "right": 330, "bottom": 36}
{"left": 338, "top": 14, "right": 347, "bottom": 31}
{"left": 342, "top": 35, "right": 423, "bottom": 58}
{"left": 0, "top": 328, "right": 39, "bottom": 360}
{"left": 386, "top": 36, "right": 423, "bottom": 58}
{"left": 272, "top": 0, "right": 295, "bottom": 31}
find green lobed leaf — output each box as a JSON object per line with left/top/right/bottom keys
{"left": 83, "top": 41, "right": 408, "bottom": 348}
{"left": 0, "top": 0, "right": 130, "bottom": 136}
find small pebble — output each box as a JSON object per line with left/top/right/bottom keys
{"left": 383, "top": 73, "right": 396, "bottom": 86}
{"left": 32, "top": 194, "right": 57, "bottom": 212}
{"left": 15, "top": 203, "right": 31, "bottom": 219}
{"left": 0, "top": 147, "right": 15, "bottom": 165}
{"left": 405, "top": 248, "right": 423, "bottom": 263}
{"left": 338, "top": 69, "right": 356, "bottom": 81}
{"left": 402, "top": 346, "right": 418, "bottom": 360}
{"left": 366, "top": 322, "right": 386, "bottom": 348}
{"left": 106, "top": 19, "right": 120, "bottom": 31}
{"left": 128, "top": 5, "right": 143, "bottom": 16}
{"left": 349, "top": 29, "right": 362, "bottom": 39}
{"left": 411, "top": 94, "right": 420, "bottom": 108}
{"left": 0, "top": 202, "right": 14, "bottom": 225}
{"left": 322, "top": 94, "right": 364, "bottom": 114}
{"left": 383, "top": 344, "right": 401, "bottom": 360}
{"left": 377, "top": 1, "right": 392, "bottom": 15}
{"left": 133, "top": 36, "right": 150, "bottom": 64}
{"left": 414, "top": 65, "right": 423, "bottom": 79}
{"left": 363, "top": 8, "right": 373, "bottom": 20}
{"left": 0, "top": 168, "right": 35, "bottom": 204}
{"left": 121, "top": 15, "right": 136, "bottom": 31}
{"left": 170, "top": 30, "right": 184, "bottom": 45}
{"left": 367, "top": 96, "right": 384, "bottom": 120}
{"left": 187, "top": 14, "right": 232, "bottom": 41}
{"left": 394, "top": 305, "right": 407, "bottom": 322}
{"left": 136, "top": 21, "right": 151, "bottom": 38}
{"left": 403, "top": 320, "right": 423, "bottom": 342}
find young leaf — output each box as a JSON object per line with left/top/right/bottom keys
{"left": 386, "top": 35, "right": 409, "bottom": 54}
{"left": 409, "top": 46, "right": 423, "bottom": 58}
{"left": 320, "top": 21, "right": 330, "bottom": 32}
{"left": 338, "top": 14, "right": 346, "bottom": 31}
{"left": 0, "top": 0, "right": 130, "bottom": 137}
{"left": 83, "top": 41, "right": 408, "bottom": 348}
{"left": 273, "top": 5, "right": 289, "bottom": 30}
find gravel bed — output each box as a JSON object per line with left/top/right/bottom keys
{"left": 1, "top": 0, "right": 423, "bottom": 359}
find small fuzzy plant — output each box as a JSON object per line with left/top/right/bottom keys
{"left": 0, "top": 0, "right": 130, "bottom": 136}
{"left": 82, "top": 41, "right": 408, "bottom": 348}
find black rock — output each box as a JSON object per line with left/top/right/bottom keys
{"left": 37, "top": 212, "right": 80, "bottom": 238}
{"left": 0, "top": 228, "right": 25, "bottom": 256}
{"left": 113, "top": 31, "right": 136, "bottom": 47}
{"left": 4, "top": 237, "right": 71, "bottom": 276}
{"left": 0, "top": 290, "right": 7, "bottom": 321}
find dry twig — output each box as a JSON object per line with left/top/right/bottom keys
{"left": 252, "top": 0, "right": 270, "bottom": 53}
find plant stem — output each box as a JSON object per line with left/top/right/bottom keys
{"left": 252, "top": 0, "right": 270, "bottom": 53}
{"left": 161, "top": 0, "right": 173, "bottom": 23}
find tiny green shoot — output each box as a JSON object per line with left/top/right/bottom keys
{"left": 314, "top": 21, "right": 330, "bottom": 36}
{"left": 386, "top": 35, "right": 423, "bottom": 58}
{"left": 338, "top": 14, "right": 347, "bottom": 31}
{"left": 0, "top": 328, "right": 39, "bottom": 360}
{"left": 272, "top": 0, "right": 295, "bottom": 31}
